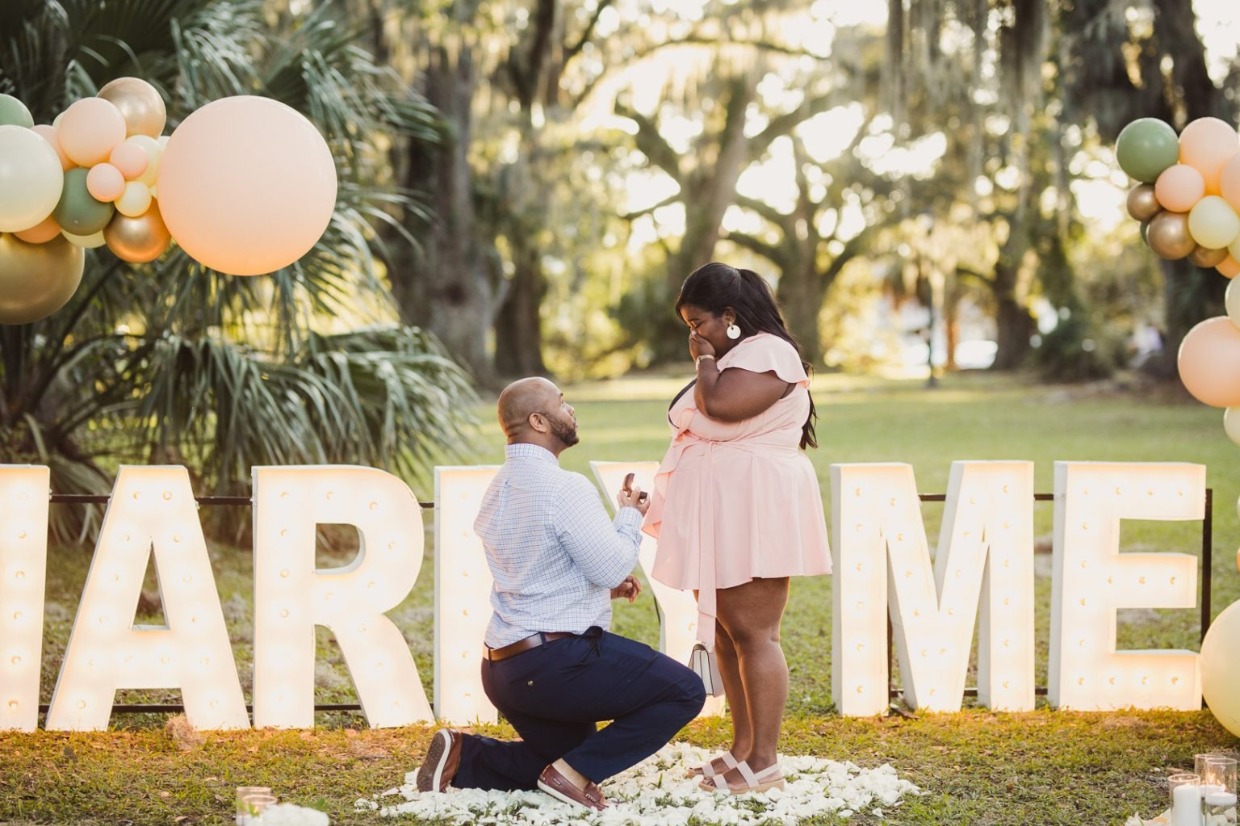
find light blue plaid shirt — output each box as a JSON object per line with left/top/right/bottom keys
{"left": 474, "top": 443, "right": 643, "bottom": 648}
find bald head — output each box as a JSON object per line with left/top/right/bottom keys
{"left": 497, "top": 377, "right": 562, "bottom": 441}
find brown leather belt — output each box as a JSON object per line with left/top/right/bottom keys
{"left": 484, "top": 632, "right": 575, "bottom": 662}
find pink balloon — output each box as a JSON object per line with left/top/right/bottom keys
{"left": 86, "top": 162, "right": 125, "bottom": 202}
{"left": 56, "top": 98, "right": 127, "bottom": 167}
{"left": 31, "top": 124, "right": 72, "bottom": 170}
{"left": 156, "top": 96, "right": 337, "bottom": 275}
{"left": 1220, "top": 154, "right": 1240, "bottom": 212}
{"left": 1178, "top": 316, "right": 1240, "bottom": 406}
{"left": 109, "top": 140, "right": 149, "bottom": 180}
{"left": 1155, "top": 164, "right": 1206, "bottom": 213}
{"left": 1179, "top": 117, "right": 1240, "bottom": 194}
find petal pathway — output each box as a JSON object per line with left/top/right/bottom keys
{"left": 357, "top": 742, "right": 921, "bottom": 824}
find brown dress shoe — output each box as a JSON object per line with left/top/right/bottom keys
{"left": 415, "top": 729, "right": 463, "bottom": 792}
{"left": 536, "top": 764, "right": 608, "bottom": 811}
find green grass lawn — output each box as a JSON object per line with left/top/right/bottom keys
{"left": 1, "top": 369, "right": 1238, "bottom": 824}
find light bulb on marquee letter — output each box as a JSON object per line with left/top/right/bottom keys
{"left": 1048, "top": 462, "right": 1203, "bottom": 711}
{"left": 591, "top": 462, "right": 724, "bottom": 718}
{"left": 251, "top": 466, "right": 432, "bottom": 729}
{"left": 830, "top": 461, "right": 1036, "bottom": 715}
{"left": 0, "top": 466, "right": 50, "bottom": 732}
{"left": 45, "top": 466, "right": 248, "bottom": 731}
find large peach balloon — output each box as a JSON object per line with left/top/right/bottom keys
{"left": 1220, "top": 256, "right": 1240, "bottom": 278}
{"left": 156, "top": 96, "right": 337, "bottom": 275}
{"left": 56, "top": 97, "right": 127, "bottom": 167}
{"left": 97, "top": 77, "right": 166, "bottom": 138}
{"left": 0, "top": 233, "right": 85, "bottom": 324}
{"left": 1155, "top": 164, "right": 1206, "bottom": 213}
{"left": 0, "top": 125, "right": 65, "bottom": 232}
{"left": 1179, "top": 117, "right": 1240, "bottom": 194}
{"left": 1201, "top": 601, "right": 1240, "bottom": 738}
{"left": 1177, "top": 316, "right": 1240, "bottom": 407}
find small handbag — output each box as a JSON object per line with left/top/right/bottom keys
{"left": 687, "top": 643, "right": 725, "bottom": 697}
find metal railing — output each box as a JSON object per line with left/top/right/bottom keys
{"left": 40, "top": 488, "right": 1215, "bottom": 714}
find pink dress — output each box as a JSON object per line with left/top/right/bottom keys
{"left": 642, "top": 333, "right": 832, "bottom": 644}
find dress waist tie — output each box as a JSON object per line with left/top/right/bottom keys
{"left": 655, "top": 431, "right": 799, "bottom": 650}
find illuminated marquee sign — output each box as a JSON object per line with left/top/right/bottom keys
{"left": 0, "top": 460, "right": 1212, "bottom": 732}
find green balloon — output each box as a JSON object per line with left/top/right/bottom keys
{"left": 52, "top": 168, "right": 114, "bottom": 236}
{"left": 0, "top": 94, "right": 33, "bottom": 128}
{"left": 1116, "top": 118, "right": 1180, "bottom": 183}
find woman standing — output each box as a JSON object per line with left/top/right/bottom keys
{"left": 642, "top": 262, "right": 832, "bottom": 795}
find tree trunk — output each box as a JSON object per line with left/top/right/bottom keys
{"left": 388, "top": 45, "right": 496, "bottom": 385}
{"left": 992, "top": 288, "right": 1034, "bottom": 370}
{"left": 777, "top": 260, "right": 826, "bottom": 367}
{"left": 651, "top": 76, "right": 755, "bottom": 362}
{"left": 494, "top": 228, "right": 548, "bottom": 378}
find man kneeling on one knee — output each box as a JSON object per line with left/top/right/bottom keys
{"left": 416, "top": 377, "right": 707, "bottom": 811}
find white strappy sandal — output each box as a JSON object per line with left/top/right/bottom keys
{"left": 686, "top": 752, "right": 738, "bottom": 778}
{"left": 699, "top": 760, "right": 785, "bottom": 794}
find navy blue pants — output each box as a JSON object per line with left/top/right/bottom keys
{"left": 452, "top": 628, "right": 706, "bottom": 790}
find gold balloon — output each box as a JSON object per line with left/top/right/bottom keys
{"left": 1147, "top": 211, "right": 1196, "bottom": 260}
{"left": 1127, "top": 183, "right": 1163, "bottom": 222}
{"left": 97, "top": 77, "right": 166, "bottom": 138}
{"left": 0, "top": 233, "right": 85, "bottom": 324}
{"left": 103, "top": 202, "right": 171, "bottom": 263}
{"left": 1190, "top": 245, "right": 1230, "bottom": 268}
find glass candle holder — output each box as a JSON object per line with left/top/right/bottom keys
{"left": 235, "top": 787, "right": 273, "bottom": 826}
{"left": 238, "top": 792, "right": 277, "bottom": 826}
{"left": 1204, "top": 790, "right": 1237, "bottom": 826}
{"left": 1205, "top": 757, "right": 1238, "bottom": 796}
{"left": 1170, "top": 772, "right": 1203, "bottom": 826}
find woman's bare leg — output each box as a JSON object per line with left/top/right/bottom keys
{"left": 714, "top": 577, "right": 790, "bottom": 781}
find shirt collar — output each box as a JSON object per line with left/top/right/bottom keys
{"left": 505, "top": 442, "right": 560, "bottom": 464}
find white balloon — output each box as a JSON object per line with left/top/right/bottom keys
{"left": 61, "top": 229, "right": 107, "bottom": 249}
{"left": 115, "top": 181, "right": 151, "bottom": 218}
{"left": 1226, "top": 408, "right": 1240, "bottom": 447}
{"left": 1227, "top": 278, "right": 1240, "bottom": 329}
{"left": 1201, "top": 601, "right": 1240, "bottom": 738}
{"left": 0, "top": 125, "right": 65, "bottom": 232}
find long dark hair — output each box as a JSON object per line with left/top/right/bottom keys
{"left": 675, "top": 262, "right": 818, "bottom": 449}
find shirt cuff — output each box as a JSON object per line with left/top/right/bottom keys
{"left": 614, "top": 505, "right": 643, "bottom": 534}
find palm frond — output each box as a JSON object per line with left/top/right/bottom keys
{"left": 137, "top": 327, "right": 478, "bottom": 495}
{"left": 0, "top": 1, "right": 463, "bottom": 544}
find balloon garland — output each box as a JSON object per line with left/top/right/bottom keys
{"left": 0, "top": 80, "right": 338, "bottom": 324}
{"left": 1117, "top": 115, "right": 1240, "bottom": 737}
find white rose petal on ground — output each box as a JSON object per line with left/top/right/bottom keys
{"left": 357, "top": 742, "right": 921, "bottom": 824}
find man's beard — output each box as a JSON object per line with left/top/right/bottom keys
{"left": 549, "top": 416, "right": 579, "bottom": 447}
